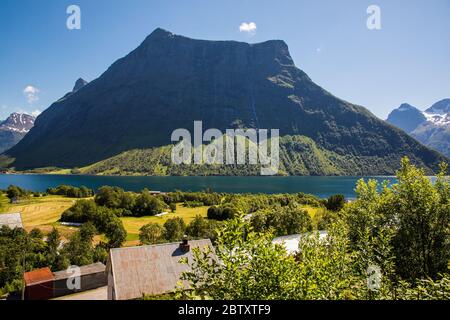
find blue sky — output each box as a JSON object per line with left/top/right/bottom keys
{"left": 0, "top": 0, "right": 449, "bottom": 120}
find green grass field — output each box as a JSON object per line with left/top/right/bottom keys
{"left": 1, "top": 193, "right": 321, "bottom": 246}
{"left": 0, "top": 194, "right": 80, "bottom": 239}
{"left": 1, "top": 194, "right": 209, "bottom": 245}
{"left": 120, "top": 204, "right": 209, "bottom": 245}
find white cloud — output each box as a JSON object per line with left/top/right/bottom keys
{"left": 23, "top": 85, "right": 40, "bottom": 104}
{"left": 30, "top": 109, "right": 41, "bottom": 117}
{"left": 239, "top": 22, "right": 257, "bottom": 36}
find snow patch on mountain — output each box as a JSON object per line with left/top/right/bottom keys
{"left": 423, "top": 112, "right": 450, "bottom": 126}
{"left": 0, "top": 112, "right": 35, "bottom": 133}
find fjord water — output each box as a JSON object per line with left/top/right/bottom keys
{"left": 0, "top": 175, "right": 399, "bottom": 198}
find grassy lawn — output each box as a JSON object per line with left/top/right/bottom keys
{"left": 1, "top": 193, "right": 324, "bottom": 245}
{"left": 1, "top": 195, "right": 75, "bottom": 226}
{"left": 1, "top": 194, "right": 208, "bottom": 245}
{"left": 120, "top": 203, "right": 208, "bottom": 243}
{"left": 0, "top": 194, "right": 80, "bottom": 239}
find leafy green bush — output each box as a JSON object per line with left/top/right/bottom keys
{"left": 139, "top": 223, "right": 165, "bottom": 245}
{"left": 207, "top": 206, "right": 237, "bottom": 221}
{"left": 163, "top": 217, "right": 186, "bottom": 242}
{"left": 325, "top": 194, "right": 345, "bottom": 211}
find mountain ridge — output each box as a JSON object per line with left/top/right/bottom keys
{"left": 4, "top": 28, "right": 447, "bottom": 174}
{"left": 387, "top": 100, "right": 450, "bottom": 157}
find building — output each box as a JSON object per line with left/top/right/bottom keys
{"left": 23, "top": 262, "right": 107, "bottom": 300}
{"left": 23, "top": 267, "right": 54, "bottom": 300}
{"left": 0, "top": 213, "right": 23, "bottom": 229}
{"left": 106, "top": 238, "right": 215, "bottom": 300}
{"left": 52, "top": 262, "right": 107, "bottom": 298}
{"left": 272, "top": 231, "right": 328, "bottom": 255}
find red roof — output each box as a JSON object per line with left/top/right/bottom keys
{"left": 24, "top": 267, "right": 54, "bottom": 286}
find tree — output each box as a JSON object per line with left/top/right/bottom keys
{"left": 344, "top": 157, "right": 450, "bottom": 281}
{"left": 163, "top": 217, "right": 186, "bottom": 242}
{"left": 61, "top": 199, "right": 99, "bottom": 223}
{"left": 207, "top": 206, "right": 236, "bottom": 221}
{"left": 271, "top": 205, "right": 313, "bottom": 236}
{"left": 61, "top": 199, "right": 127, "bottom": 248}
{"left": 325, "top": 194, "right": 346, "bottom": 212}
{"left": 186, "top": 215, "right": 219, "bottom": 241}
{"left": 139, "top": 223, "right": 165, "bottom": 245}
{"left": 45, "top": 228, "right": 63, "bottom": 270}
{"left": 133, "top": 190, "right": 166, "bottom": 216}
{"left": 178, "top": 217, "right": 302, "bottom": 299}
{"left": 47, "top": 185, "right": 93, "bottom": 198}
{"left": 6, "top": 185, "right": 29, "bottom": 201}
{"left": 94, "top": 186, "right": 125, "bottom": 208}
{"left": 61, "top": 222, "right": 97, "bottom": 266}
{"left": 250, "top": 205, "right": 312, "bottom": 236}
{"left": 105, "top": 219, "right": 127, "bottom": 248}
{"left": 392, "top": 159, "right": 449, "bottom": 280}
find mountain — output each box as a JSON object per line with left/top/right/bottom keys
{"left": 4, "top": 28, "right": 447, "bottom": 174}
{"left": 425, "top": 99, "right": 450, "bottom": 115}
{"left": 386, "top": 103, "right": 426, "bottom": 133}
{"left": 73, "top": 78, "right": 88, "bottom": 92}
{"left": 387, "top": 99, "right": 450, "bottom": 157}
{"left": 0, "top": 113, "right": 35, "bottom": 153}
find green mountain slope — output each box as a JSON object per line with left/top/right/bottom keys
{"left": 74, "top": 136, "right": 440, "bottom": 176}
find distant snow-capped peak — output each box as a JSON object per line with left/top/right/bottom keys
{"left": 423, "top": 111, "right": 450, "bottom": 126}
{"left": 0, "top": 112, "right": 35, "bottom": 133}
{"left": 422, "top": 99, "right": 450, "bottom": 126}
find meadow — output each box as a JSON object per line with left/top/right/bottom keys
{"left": 0, "top": 193, "right": 322, "bottom": 246}
{"left": 0, "top": 194, "right": 209, "bottom": 246}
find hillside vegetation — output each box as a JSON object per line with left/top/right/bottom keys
{"left": 74, "top": 135, "right": 440, "bottom": 176}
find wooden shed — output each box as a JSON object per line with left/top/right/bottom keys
{"left": 52, "top": 262, "right": 107, "bottom": 298}
{"left": 23, "top": 267, "right": 54, "bottom": 300}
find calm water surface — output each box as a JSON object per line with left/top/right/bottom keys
{"left": 0, "top": 175, "right": 400, "bottom": 199}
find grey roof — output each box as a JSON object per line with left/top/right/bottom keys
{"left": 0, "top": 213, "right": 23, "bottom": 229}
{"left": 108, "top": 239, "right": 215, "bottom": 300}
{"left": 53, "top": 262, "right": 106, "bottom": 281}
{"left": 273, "top": 231, "right": 328, "bottom": 254}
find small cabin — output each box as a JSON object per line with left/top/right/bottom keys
{"left": 23, "top": 263, "right": 107, "bottom": 300}
{"left": 23, "top": 268, "right": 54, "bottom": 300}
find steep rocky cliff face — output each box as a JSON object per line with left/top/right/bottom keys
{"left": 5, "top": 28, "right": 446, "bottom": 172}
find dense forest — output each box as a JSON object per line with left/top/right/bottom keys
{"left": 58, "top": 135, "right": 446, "bottom": 176}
